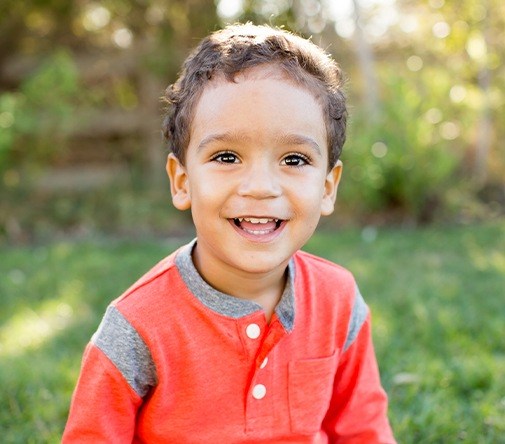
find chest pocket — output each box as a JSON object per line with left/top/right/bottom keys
{"left": 288, "top": 351, "right": 339, "bottom": 435}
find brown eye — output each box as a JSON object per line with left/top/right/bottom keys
{"left": 211, "top": 152, "right": 239, "bottom": 163}
{"left": 282, "top": 154, "right": 310, "bottom": 167}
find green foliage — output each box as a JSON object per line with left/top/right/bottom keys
{"left": 341, "top": 68, "right": 466, "bottom": 223}
{"left": 1, "top": 223, "right": 504, "bottom": 441}
{"left": 0, "top": 50, "right": 80, "bottom": 178}
{"left": 0, "top": 0, "right": 503, "bottom": 233}
{"left": 0, "top": 184, "right": 192, "bottom": 244}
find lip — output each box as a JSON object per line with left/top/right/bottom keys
{"left": 227, "top": 217, "right": 287, "bottom": 243}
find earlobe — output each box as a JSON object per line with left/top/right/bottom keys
{"left": 166, "top": 153, "right": 191, "bottom": 210}
{"left": 321, "top": 160, "right": 343, "bottom": 216}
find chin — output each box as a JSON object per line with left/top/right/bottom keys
{"left": 230, "top": 254, "right": 291, "bottom": 275}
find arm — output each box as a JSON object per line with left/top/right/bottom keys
{"left": 62, "top": 306, "right": 157, "bottom": 442}
{"left": 62, "top": 344, "right": 142, "bottom": 442}
{"left": 323, "top": 296, "right": 396, "bottom": 443}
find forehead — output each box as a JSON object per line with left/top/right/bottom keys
{"left": 232, "top": 63, "right": 299, "bottom": 83}
{"left": 192, "top": 63, "right": 326, "bottom": 123}
{"left": 198, "top": 65, "right": 324, "bottom": 118}
{"left": 187, "top": 64, "right": 328, "bottom": 159}
{"left": 211, "top": 63, "right": 325, "bottom": 101}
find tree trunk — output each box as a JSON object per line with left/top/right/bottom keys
{"left": 474, "top": 5, "right": 492, "bottom": 184}
{"left": 139, "top": 67, "right": 166, "bottom": 186}
{"left": 351, "top": 0, "right": 380, "bottom": 120}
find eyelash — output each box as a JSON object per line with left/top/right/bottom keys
{"left": 210, "top": 151, "right": 239, "bottom": 163}
{"left": 282, "top": 152, "right": 312, "bottom": 167}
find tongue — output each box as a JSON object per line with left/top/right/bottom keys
{"left": 240, "top": 220, "right": 277, "bottom": 232}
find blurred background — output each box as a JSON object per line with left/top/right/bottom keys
{"left": 1, "top": 0, "right": 503, "bottom": 243}
{"left": 1, "top": 1, "right": 505, "bottom": 442}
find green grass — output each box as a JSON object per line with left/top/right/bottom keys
{"left": 1, "top": 222, "right": 504, "bottom": 443}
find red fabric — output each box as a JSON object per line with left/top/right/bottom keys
{"left": 63, "top": 247, "right": 395, "bottom": 443}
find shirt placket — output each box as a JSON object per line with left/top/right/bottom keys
{"left": 240, "top": 314, "right": 288, "bottom": 434}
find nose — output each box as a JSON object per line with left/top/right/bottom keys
{"left": 237, "top": 161, "right": 281, "bottom": 199}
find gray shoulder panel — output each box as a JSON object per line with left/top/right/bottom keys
{"left": 92, "top": 306, "right": 157, "bottom": 397}
{"left": 343, "top": 285, "right": 369, "bottom": 352}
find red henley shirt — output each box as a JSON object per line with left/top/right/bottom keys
{"left": 63, "top": 241, "right": 396, "bottom": 443}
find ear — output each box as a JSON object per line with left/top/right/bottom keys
{"left": 320, "top": 160, "right": 343, "bottom": 216}
{"left": 166, "top": 153, "right": 191, "bottom": 210}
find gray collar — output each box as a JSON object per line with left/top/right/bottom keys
{"left": 174, "top": 240, "right": 295, "bottom": 332}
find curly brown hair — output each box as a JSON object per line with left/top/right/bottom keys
{"left": 161, "top": 23, "right": 347, "bottom": 169}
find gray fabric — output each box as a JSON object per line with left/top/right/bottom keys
{"left": 343, "top": 286, "right": 369, "bottom": 352}
{"left": 92, "top": 306, "right": 157, "bottom": 397}
{"left": 274, "top": 268, "right": 295, "bottom": 332}
{"left": 175, "top": 240, "right": 295, "bottom": 332}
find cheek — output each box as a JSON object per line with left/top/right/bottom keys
{"left": 297, "top": 181, "right": 329, "bottom": 219}
{"left": 291, "top": 173, "right": 327, "bottom": 200}
{"left": 188, "top": 181, "right": 226, "bottom": 219}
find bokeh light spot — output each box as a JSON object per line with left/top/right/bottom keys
{"left": 432, "top": 21, "right": 450, "bottom": 39}
{"left": 440, "top": 121, "right": 461, "bottom": 140}
{"left": 425, "top": 108, "right": 443, "bottom": 124}
{"left": 371, "top": 142, "right": 388, "bottom": 158}
{"left": 82, "top": 5, "right": 111, "bottom": 32}
{"left": 450, "top": 85, "right": 467, "bottom": 103}
{"left": 407, "top": 55, "right": 423, "bottom": 71}
{"left": 112, "top": 28, "right": 133, "bottom": 48}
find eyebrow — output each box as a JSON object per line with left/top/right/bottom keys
{"left": 197, "top": 131, "right": 322, "bottom": 156}
{"left": 275, "top": 133, "right": 322, "bottom": 156}
{"left": 197, "top": 132, "right": 250, "bottom": 151}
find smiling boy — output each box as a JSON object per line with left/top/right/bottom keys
{"left": 63, "top": 23, "right": 396, "bottom": 443}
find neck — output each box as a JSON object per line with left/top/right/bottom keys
{"left": 191, "top": 245, "right": 288, "bottom": 320}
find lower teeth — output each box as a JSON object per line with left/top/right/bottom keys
{"left": 243, "top": 228, "right": 271, "bottom": 235}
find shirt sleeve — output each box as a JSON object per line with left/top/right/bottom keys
{"left": 323, "top": 289, "right": 396, "bottom": 443}
{"left": 62, "top": 306, "right": 157, "bottom": 442}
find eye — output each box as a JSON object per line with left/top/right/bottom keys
{"left": 282, "top": 153, "right": 311, "bottom": 167}
{"left": 211, "top": 151, "right": 239, "bottom": 164}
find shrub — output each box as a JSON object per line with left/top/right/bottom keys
{"left": 0, "top": 50, "right": 80, "bottom": 180}
{"left": 340, "top": 68, "right": 465, "bottom": 224}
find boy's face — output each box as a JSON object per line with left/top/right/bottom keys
{"left": 167, "top": 65, "right": 342, "bottom": 280}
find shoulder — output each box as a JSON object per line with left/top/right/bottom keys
{"left": 293, "top": 249, "right": 357, "bottom": 311}
{"left": 293, "top": 249, "right": 356, "bottom": 290}
{"left": 88, "top": 245, "right": 190, "bottom": 391}
{"left": 116, "top": 251, "right": 178, "bottom": 302}
{"left": 112, "top": 243, "right": 188, "bottom": 309}
{"left": 103, "top": 243, "right": 192, "bottom": 333}
{"left": 91, "top": 305, "right": 158, "bottom": 397}
{"left": 293, "top": 250, "right": 368, "bottom": 351}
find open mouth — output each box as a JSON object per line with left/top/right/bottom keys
{"left": 232, "top": 217, "right": 283, "bottom": 235}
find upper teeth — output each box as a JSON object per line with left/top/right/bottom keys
{"left": 237, "top": 217, "right": 278, "bottom": 224}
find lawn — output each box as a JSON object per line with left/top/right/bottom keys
{"left": 1, "top": 222, "right": 504, "bottom": 443}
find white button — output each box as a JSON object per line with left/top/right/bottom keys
{"left": 246, "top": 323, "right": 261, "bottom": 339}
{"left": 260, "top": 357, "right": 268, "bottom": 369}
{"left": 252, "top": 384, "right": 266, "bottom": 399}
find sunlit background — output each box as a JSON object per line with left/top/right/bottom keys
{"left": 0, "top": 0, "right": 503, "bottom": 242}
